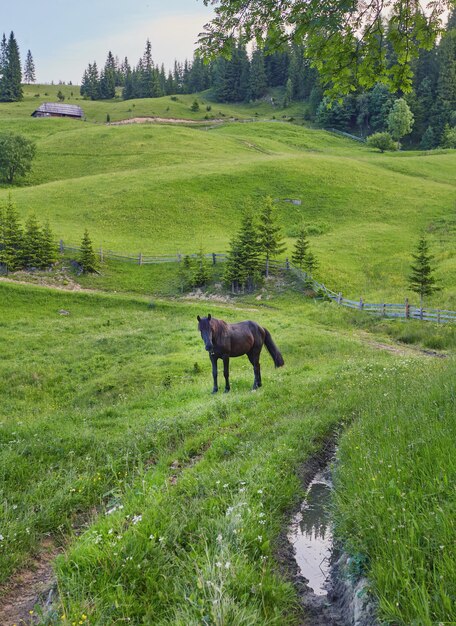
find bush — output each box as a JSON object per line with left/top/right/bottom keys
{"left": 0, "top": 132, "right": 36, "bottom": 183}
{"left": 366, "top": 132, "right": 398, "bottom": 153}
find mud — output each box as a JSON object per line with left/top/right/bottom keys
{"left": 278, "top": 439, "right": 379, "bottom": 626}
{"left": 0, "top": 539, "right": 60, "bottom": 626}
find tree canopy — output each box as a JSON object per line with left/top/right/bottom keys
{"left": 199, "top": 0, "right": 454, "bottom": 97}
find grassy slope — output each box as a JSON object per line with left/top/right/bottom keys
{"left": 0, "top": 99, "right": 455, "bottom": 306}
{"left": 2, "top": 281, "right": 452, "bottom": 625}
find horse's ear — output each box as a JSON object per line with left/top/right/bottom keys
{"left": 197, "top": 315, "right": 201, "bottom": 322}
{"left": 208, "top": 313, "right": 211, "bottom": 320}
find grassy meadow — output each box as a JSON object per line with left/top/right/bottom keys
{"left": 0, "top": 85, "right": 455, "bottom": 306}
{"left": 0, "top": 87, "right": 455, "bottom": 625}
{"left": 1, "top": 281, "right": 453, "bottom": 625}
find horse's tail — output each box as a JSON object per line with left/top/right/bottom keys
{"left": 263, "top": 327, "right": 284, "bottom": 368}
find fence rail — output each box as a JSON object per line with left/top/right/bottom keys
{"left": 59, "top": 240, "right": 455, "bottom": 323}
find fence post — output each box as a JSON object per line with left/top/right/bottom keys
{"left": 285, "top": 257, "right": 290, "bottom": 270}
{"left": 59, "top": 239, "right": 64, "bottom": 254}
{"left": 138, "top": 252, "right": 143, "bottom": 266}
{"left": 382, "top": 303, "right": 386, "bottom": 317}
{"left": 99, "top": 246, "right": 103, "bottom": 262}
{"left": 177, "top": 253, "right": 181, "bottom": 263}
{"left": 359, "top": 297, "right": 364, "bottom": 311}
{"left": 337, "top": 292, "right": 342, "bottom": 305}
{"left": 437, "top": 309, "right": 441, "bottom": 324}
{"left": 212, "top": 253, "right": 216, "bottom": 266}
{"left": 405, "top": 298, "right": 410, "bottom": 319}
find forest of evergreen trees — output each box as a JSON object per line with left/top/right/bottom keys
{"left": 0, "top": 31, "right": 35, "bottom": 102}
{"left": 80, "top": 11, "right": 456, "bottom": 148}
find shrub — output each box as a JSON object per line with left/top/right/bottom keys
{"left": 366, "top": 132, "right": 398, "bottom": 153}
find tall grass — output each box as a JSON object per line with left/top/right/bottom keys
{"left": 333, "top": 359, "right": 456, "bottom": 624}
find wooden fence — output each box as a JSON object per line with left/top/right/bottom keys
{"left": 59, "top": 241, "right": 455, "bottom": 323}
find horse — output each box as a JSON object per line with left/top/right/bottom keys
{"left": 197, "top": 314, "right": 284, "bottom": 393}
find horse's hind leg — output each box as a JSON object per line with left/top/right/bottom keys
{"left": 247, "top": 351, "right": 261, "bottom": 390}
{"left": 223, "top": 356, "right": 230, "bottom": 393}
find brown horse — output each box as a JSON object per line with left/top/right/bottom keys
{"left": 197, "top": 314, "right": 284, "bottom": 393}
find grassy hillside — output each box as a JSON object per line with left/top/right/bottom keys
{"left": 0, "top": 281, "right": 453, "bottom": 625}
{"left": 0, "top": 102, "right": 455, "bottom": 306}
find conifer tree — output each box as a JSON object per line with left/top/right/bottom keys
{"left": 408, "top": 236, "right": 440, "bottom": 313}
{"left": 23, "top": 50, "right": 35, "bottom": 84}
{"left": 257, "top": 196, "right": 286, "bottom": 277}
{"left": 303, "top": 250, "right": 319, "bottom": 276}
{"left": 0, "top": 196, "right": 23, "bottom": 271}
{"left": 79, "top": 229, "right": 98, "bottom": 273}
{"left": 192, "top": 249, "right": 211, "bottom": 287}
{"left": 40, "top": 220, "right": 57, "bottom": 267}
{"left": 291, "top": 227, "right": 310, "bottom": 270}
{"left": 178, "top": 254, "right": 193, "bottom": 292}
{"left": 0, "top": 32, "right": 23, "bottom": 102}
{"left": 23, "top": 214, "right": 43, "bottom": 268}
{"left": 249, "top": 48, "right": 267, "bottom": 100}
{"left": 282, "top": 77, "right": 293, "bottom": 108}
{"left": 224, "top": 211, "right": 261, "bottom": 292}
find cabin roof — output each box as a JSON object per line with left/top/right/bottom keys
{"left": 32, "top": 102, "right": 84, "bottom": 117}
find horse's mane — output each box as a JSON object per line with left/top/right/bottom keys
{"left": 210, "top": 317, "right": 228, "bottom": 343}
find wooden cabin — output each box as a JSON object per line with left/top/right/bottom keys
{"left": 31, "top": 103, "right": 84, "bottom": 119}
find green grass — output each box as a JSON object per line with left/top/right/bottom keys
{"left": 1, "top": 89, "right": 456, "bottom": 624}
{"left": 0, "top": 97, "right": 455, "bottom": 306}
{"left": 333, "top": 359, "right": 456, "bottom": 625}
{"left": 1, "top": 282, "right": 454, "bottom": 624}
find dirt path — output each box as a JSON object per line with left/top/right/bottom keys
{"left": 109, "top": 116, "right": 225, "bottom": 125}
{"left": 0, "top": 540, "right": 61, "bottom": 626}
{"left": 360, "top": 332, "right": 447, "bottom": 359}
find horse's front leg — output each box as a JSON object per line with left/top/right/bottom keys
{"left": 223, "top": 356, "right": 230, "bottom": 393}
{"left": 210, "top": 355, "right": 218, "bottom": 393}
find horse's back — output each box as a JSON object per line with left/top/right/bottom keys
{"left": 224, "top": 320, "right": 264, "bottom": 356}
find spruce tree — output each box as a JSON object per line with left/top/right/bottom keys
{"left": 224, "top": 211, "right": 261, "bottom": 292}
{"left": 282, "top": 77, "right": 293, "bottom": 108}
{"left": 408, "top": 236, "right": 440, "bottom": 313}
{"left": 257, "top": 196, "right": 286, "bottom": 277}
{"left": 40, "top": 220, "right": 57, "bottom": 267}
{"left": 303, "top": 250, "right": 319, "bottom": 276}
{"left": 23, "top": 214, "right": 43, "bottom": 268}
{"left": 0, "top": 196, "right": 23, "bottom": 271}
{"left": 192, "top": 249, "right": 211, "bottom": 288}
{"left": 23, "top": 50, "right": 35, "bottom": 84}
{"left": 249, "top": 48, "right": 267, "bottom": 100}
{"left": 0, "top": 32, "right": 23, "bottom": 102}
{"left": 178, "top": 254, "right": 192, "bottom": 292}
{"left": 291, "top": 228, "right": 310, "bottom": 270}
{"left": 79, "top": 229, "right": 98, "bottom": 273}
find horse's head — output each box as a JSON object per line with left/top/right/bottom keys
{"left": 197, "top": 314, "right": 214, "bottom": 352}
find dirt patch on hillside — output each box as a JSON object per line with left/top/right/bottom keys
{"left": 360, "top": 333, "right": 447, "bottom": 359}
{"left": 109, "top": 116, "right": 224, "bottom": 126}
{"left": 0, "top": 540, "right": 61, "bottom": 626}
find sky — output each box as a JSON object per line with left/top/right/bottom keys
{"left": 2, "top": 0, "right": 215, "bottom": 84}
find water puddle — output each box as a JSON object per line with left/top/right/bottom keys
{"left": 288, "top": 467, "right": 333, "bottom": 596}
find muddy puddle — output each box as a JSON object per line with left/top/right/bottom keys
{"left": 288, "top": 467, "right": 333, "bottom": 596}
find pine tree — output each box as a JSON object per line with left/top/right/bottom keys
{"left": 79, "top": 229, "right": 98, "bottom": 273}
{"left": 283, "top": 77, "right": 293, "bottom": 108}
{"left": 40, "top": 220, "right": 57, "bottom": 267}
{"left": 303, "top": 250, "right": 319, "bottom": 276}
{"left": 420, "top": 125, "right": 437, "bottom": 150}
{"left": 178, "top": 254, "right": 193, "bottom": 292}
{"left": 257, "top": 197, "right": 286, "bottom": 277}
{"left": 23, "top": 50, "right": 35, "bottom": 84}
{"left": 408, "top": 236, "right": 440, "bottom": 313}
{"left": 224, "top": 211, "right": 261, "bottom": 292}
{"left": 23, "top": 214, "right": 43, "bottom": 268}
{"left": 249, "top": 48, "right": 267, "bottom": 100}
{"left": 0, "top": 32, "right": 23, "bottom": 102}
{"left": 291, "top": 228, "right": 310, "bottom": 269}
{"left": 0, "top": 196, "right": 23, "bottom": 271}
{"left": 192, "top": 249, "right": 211, "bottom": 287}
